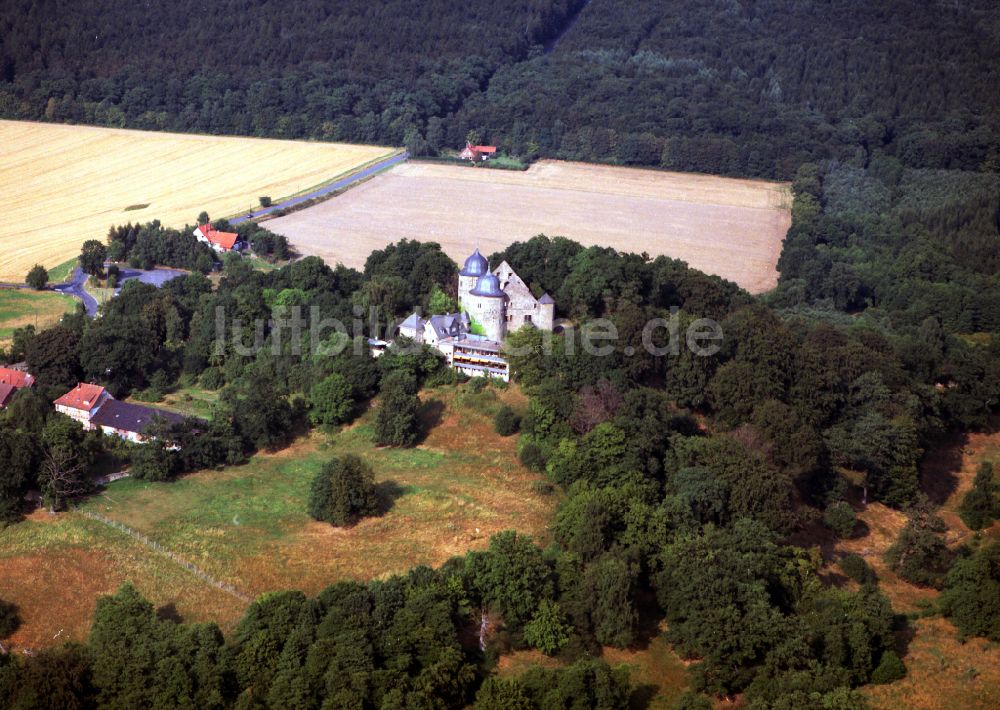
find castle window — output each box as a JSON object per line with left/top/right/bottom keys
{"left": 525, "top": 314, "right": 532, "bottom": 323}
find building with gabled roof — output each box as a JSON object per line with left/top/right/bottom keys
{"left": 0, "top": 384, "right": 18, "bottom": 408}
{"left": 458, "top": 142, "right": 498, "bottom": 162}
{"left": 0, "top": 367, "right": 34, "bottom": 389}
{"left": 53, "top": 383, "right": 112, "bottom": 429}
{"left": 194, "top": 223, "right": 243, "bottom": 253}
{"left": 0, "top": 367, "right": 35, "bottom": 409}
{"left": 91, "top": 400, "right": 188, "bottom": 444}
{"left": 392, "top": 247, "right": 555, "bottom": 382}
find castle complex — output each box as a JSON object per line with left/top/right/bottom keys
{"left": 395, "top": 248, "right": 555, "bottom": 381}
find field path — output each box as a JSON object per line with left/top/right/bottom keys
{"left": 266, "top": 160, "right": 792, "bottom": 293}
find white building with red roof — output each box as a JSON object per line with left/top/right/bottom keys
{"left": 458, "top": 141, "right": 498, "bottom": 162}
{"left": 194, "top": 223, "right": 243, "bottom": 253}
{"left": 53, "top": 383, "right": 112, "bottom": 429}
{"left": 0, "top": 367, "right": 35, "bottom": 408}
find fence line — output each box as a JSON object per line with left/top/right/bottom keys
{"left": 78, "top": 509, "right": 251, "bottom": 603}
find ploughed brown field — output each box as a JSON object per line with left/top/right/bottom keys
{"left": 266, "top": 160, "right": 793, "bottom": 293}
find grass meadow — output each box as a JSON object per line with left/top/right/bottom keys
{"left": 0, "top": 383, "right": 555, "bottom": 651}
{"left": 0, "top": 288, "right": 76, "bottom": 347}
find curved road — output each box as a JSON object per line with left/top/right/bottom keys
{"left": 231, "top": 151, "right": 409, "bottom": 225}
{"left": 52, "top": 265, "right": 185, "bottom": 317}
{"left": 52, "top": 267, "right": 99, "bottom": 317}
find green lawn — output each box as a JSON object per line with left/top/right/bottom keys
{"left": 0, "top": 288, "right": 76, "bottom": 342}
{"left": 129, "top": 384, "right": 221, "bottom": 420}
{"left": 47, "top": 258, "right": 78, "bottom": 284}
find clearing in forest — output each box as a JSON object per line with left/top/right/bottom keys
{"left": 266, "top": 160, "right": 793, "bottom": 293}
{"left": 0, "top": 120, "right": 397, "bottom": 282}
{"left": 0, "top": 383, "right": 555, "bottom": 651}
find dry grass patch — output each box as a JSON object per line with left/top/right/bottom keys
{"left": 0, "top": 288, "right": 76, "bottom": 345}
{"left": 266, "top": 160, "right": 792, "bottom": 294}
{"left": 0, "top": 511, "right": 245, "bottom": 653}
{"left": 3, "top": 383, "right": 555, "bottom": 649}
{"left": 0, "top": 120, "right": 396, "bottom": 281}
{"left": 864, "top": 617, "right": 1000, "bottom": 710}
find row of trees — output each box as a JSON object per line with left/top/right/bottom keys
{"left": 0, "top": 541, "right": 633, "bottom": 709}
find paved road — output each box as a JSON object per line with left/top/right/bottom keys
{"left": 52, "top": 265, "right": 185, "bottom": 318}
{"left": 52, "top": 267, "right": 99, "bottom": 317}
{"left": 231, "top": 151, "right": 409, "bottom": 225}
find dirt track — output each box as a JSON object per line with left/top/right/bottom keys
{"left": 266, "top": 160, "right": 792, "bottom": 293}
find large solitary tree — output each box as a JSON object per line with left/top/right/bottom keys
{"left": 308, "top": 454, "right": 379, "bottom": 527}
{"left": 26, "top": 264, "right": 49, "bottom": 290}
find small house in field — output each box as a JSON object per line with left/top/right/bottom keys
{"left": 53, "top": 383, "right": 111, "bottom": 429}
{"left": 459, "top": 141, "right": 498, "bottom": 162}
{"left": 194, "top": 223, "right": 243, "bottom": 253}
{"left": 90, "top": 399, "right": 187, "bottom": 444}
{"left": 0, "top": 367, "right": 35, "bottom": 408}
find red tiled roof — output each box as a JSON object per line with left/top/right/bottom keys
{"left": 197, "top": 223, "right": 239, "bottom": 250}
{"left": 53, "top": 383, "right": 109, "bottom": 411}
{"left": 474, "top": 146, "right": 497, "bottom": 153}
{"left": 0, "top": 384, "right": 16, "bottom": 408}
{"left": 0, "top": 367, "right": 34, "bottom": 388}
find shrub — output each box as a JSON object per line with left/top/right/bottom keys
{"left": 519, "top": 442, "right": 546, "bottom": 471}
{"left": 308, "top": 454, "right": 379, "bottom": 527}
{"left": 839, "top": 554, "right": 877, "bottom": 585}
{"left": 673, "top": 693, "right": 712, "bottom": 710}
{"left": 130, "top": 441, "right": 177, "bottom": 482}
{"left": 200, "top": 367, "right": 225, "bottom": 390}
{"left": 25, "top": 264, "right": 48, "bottom": 290}
{"left": 259, "top": 196, "right": 272, "bottom": 208}
{"left": 824, "top": 501, "right": 858, "bottom": 538}
{"left": 469, "top": 377, "right": 488, "bottom": 393}
{"left": 494, "top": 405, "right": 521, "bottom": 436}
{"left": 939, "top": 542, "right": 1000, "bottom": 641}
{"left": 959, "top": 462, "right": 998, "bottom": 530}
{"left": 0, "top": 599, "right": 19, "bottom": 639}
{"left": 870, "top": 650, "right": 906, "bottom": 684}
{"left": 373, "top": 371, "right": 420, "bottom": 447}
{"left": 885, "top": 506, "right": 953, "bottom": 588}
{"left": 309, "top": 373, "right": 354, "bottom": 426}
{"left": 523, "top": 599, "right": 571, "bottom": 655}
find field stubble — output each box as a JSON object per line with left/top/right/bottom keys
{"left": 0, "top": 120, "right": 395, "bottom": 282}
{"left": 266, "top": 160, "right": 792, "bottom": 293}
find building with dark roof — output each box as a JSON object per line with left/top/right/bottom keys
{"left": 90, "top": 400, "right": 188, "bottom": 444}
{"left": 392, "top": 247, "right": 556, "bottom": 382}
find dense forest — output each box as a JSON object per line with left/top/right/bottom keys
{"left": 3, "top": 1, "right": 1000, "bottom": 708}
{"left": 3, "top": 1, "right": 999, "bottom": 178}
{"left": 1, "top": 228, "right": 998, "bottom": 707}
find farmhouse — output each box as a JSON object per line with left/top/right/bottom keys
{"left": 0, "top": 367, "right": 35, "bottom": 408}
{"left": 53, "top": 383, "right": 111, "bottom": 429}
{"left": 52, "top": 383, "right": 186, "bottom": 443}
{"left": 90, "top": 399, "right": 187, "bottom": 444}
{"left": 395, "top": 248, "right": 555, "bottom": 381}
{"left": 194, "top": 223, "right": 243, "bottom": 253}
{"left": 458, "top": 141, "right": 498, "bottom": 162}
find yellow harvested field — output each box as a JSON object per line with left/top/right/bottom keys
{"left": 0, "top": 120, "right": 396, "bottom": 282}
{"left": 266, "top": 160, "right": 793, "bottom": 293}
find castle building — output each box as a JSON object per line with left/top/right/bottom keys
{"left": 456, "top": 249, "right": 555, "bottom": 341}
{"left": 396, "top": 248, "right": 556, "bottom": 381}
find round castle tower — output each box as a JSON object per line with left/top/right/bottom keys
{"left": 458, "top": 249, "right": 489, "bottom": 312}
{"left": 467, "top": 273, "right": 506, "bottom": 342}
